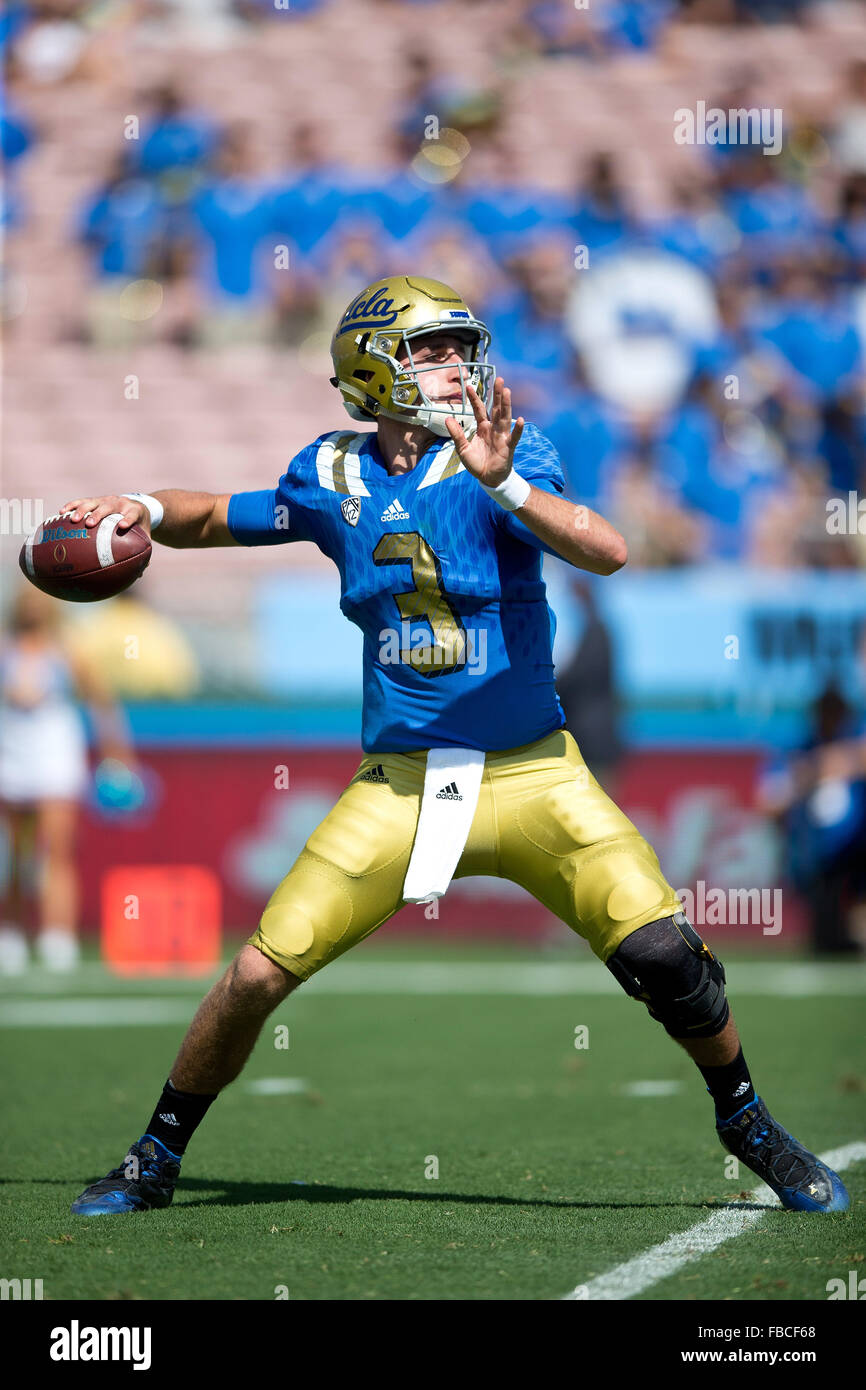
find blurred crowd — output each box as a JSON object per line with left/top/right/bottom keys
{"left": 2, "top": 0, "right": 866, "bottom": 568}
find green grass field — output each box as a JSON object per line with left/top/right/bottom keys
{"left": 2, "top": 938, "right": 865, "bottom": 1301}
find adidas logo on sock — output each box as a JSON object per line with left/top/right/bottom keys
{"left": 360, "top": 764, "right": 389, "bottom": 784}
{"left": 158, "top": 1112, "right": 180, "bottom": 1125}
{"left": 380, "top": 498, "right": 410, "bottom": 522}
{"left": 436, "top": 781, "right": 462, "bottom": 800}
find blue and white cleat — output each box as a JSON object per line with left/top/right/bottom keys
{"left": 71, "top": 1136, "right": 181, "bottom": 1215}
{"left": 717, "top": 1095, "right": 849, "bottom": 1213}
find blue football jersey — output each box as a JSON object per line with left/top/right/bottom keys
{"left": 227, "top": 422, "right": 568, "bottom": 753}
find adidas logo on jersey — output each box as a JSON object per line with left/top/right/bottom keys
{"left": 360, "top": 764, "right": 389, "bottom": 784}
{"left": 436, "top": 781, "right": 462, "bottom": 800}
{"left": 380, "top": 498, "right": 410, "bottom": 522}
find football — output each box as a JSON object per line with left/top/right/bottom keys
{"left": 19, "top": 510, "right": 152, "bottom": 602}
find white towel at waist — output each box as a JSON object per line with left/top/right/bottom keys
{"left": 402, "top": 747, "right": 486, "bottom": 903}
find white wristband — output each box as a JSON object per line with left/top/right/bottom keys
{"left": 121, "top": 492, "right": 163, "bottom": 530}
{"left": 480, "top": 470, "right": 531, "bottom": 512}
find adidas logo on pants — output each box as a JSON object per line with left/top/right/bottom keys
{"left": 435, "top": 782, "right": 462, "bottom": 800}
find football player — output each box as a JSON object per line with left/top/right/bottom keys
{"left": 63, "top": 276, "right": 848, "bottom": 1216}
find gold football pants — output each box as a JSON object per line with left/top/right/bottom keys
{"left": 248, "top": 729, "right": 682, "bottom": 980}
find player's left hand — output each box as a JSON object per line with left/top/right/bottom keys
{"left": 445, "top": 377, "right": 524, "bottom": 487}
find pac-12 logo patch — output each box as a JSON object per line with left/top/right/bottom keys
{"left": 341, "top": 496, "right": 361, "bottom": 527}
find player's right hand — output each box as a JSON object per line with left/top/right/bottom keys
{"left": 59, "top": 496, "right": 151, "bottom": 534}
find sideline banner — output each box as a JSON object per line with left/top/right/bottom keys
{"left": 68, "top": 746, "right": 805, "bottom": 943}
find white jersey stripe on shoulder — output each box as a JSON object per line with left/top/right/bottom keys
{"left": 342, "top": 438, "right": 370, "bottom": 497}
{"left": 418, "top": 444, "right": 465, "bottom": 489}
{"left": 314, "top": 432, "right": 342, "bottom": 492}
{"left": 315, "top": 432, "right": 370, "bottom": 497}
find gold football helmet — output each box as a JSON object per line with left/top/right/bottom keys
{"left": 330, "top": 274, "right": 495, "bottom": 437}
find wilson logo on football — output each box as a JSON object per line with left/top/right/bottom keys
{"left": 42, "top": 526, "right": 87, "bottom": 542}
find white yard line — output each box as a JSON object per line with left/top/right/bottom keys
{"left": 0, "top": 962, "right": 864, "bottom": 1025}
{"left": 0, "top": 959, "right": 864, "bottom": 1004}
{"left": 0, "top": 998, "right": 196, "bottom": 1027}
{"left": 244, "top": 1078, "right": 309, "bottom": 1095}
{"left": 562, "top": 1141, "right": 866, "bottom": 1301}
{"left": 620, "top": 1080, "right": 684, "bottom": 1097}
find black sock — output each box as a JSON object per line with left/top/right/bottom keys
{"left": 698, "top": 1047, "right": 756, "bottom": 1122}
{"left": 143, "top": 1078, "right": 217, "bottom": 1157}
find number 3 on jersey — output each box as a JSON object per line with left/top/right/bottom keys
{"left": 373, "top": 532, "right": 467, "bottom": 676}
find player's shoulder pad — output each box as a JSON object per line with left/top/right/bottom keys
{"left": 276, "top": 431, "right": 351, "bottom": 491}
{"left": 303, "top": 428, "right": 374, "bottom": 497}
{"left": 281, "top": 431, "right": 342, "bottom": 478}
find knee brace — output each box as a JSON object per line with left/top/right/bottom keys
{"left": 606, "top": 911, "right": 729, "bottom": 1039}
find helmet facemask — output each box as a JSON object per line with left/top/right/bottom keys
{"left": 371, "top": 325, "right": 496, "bottom": 438}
